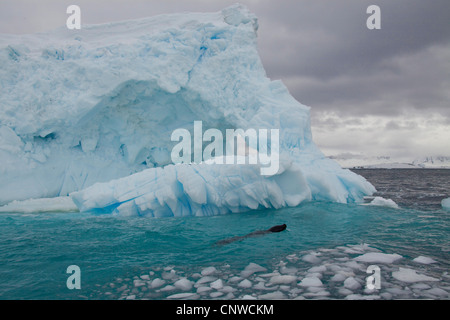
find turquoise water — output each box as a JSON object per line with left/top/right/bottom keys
{"left": 0, "top": 169, "right": 449, "bottom": 299}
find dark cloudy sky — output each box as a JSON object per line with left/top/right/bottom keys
{"left": 1, "top": 0, "right": 449, "bottom": 160}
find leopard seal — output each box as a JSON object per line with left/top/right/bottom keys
{"left": 215, "top": 224, "right": 287, "bottom": 246}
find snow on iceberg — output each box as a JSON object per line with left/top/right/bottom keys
{"left": 0, "top": 4, "right": 375, "bottom": 214}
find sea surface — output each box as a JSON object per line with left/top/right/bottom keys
{"left": 0, "top": 169, "right": 449, "bottom": 300}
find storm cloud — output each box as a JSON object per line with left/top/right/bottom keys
{"left": 1, "top": 0, "right": 449, "bottom": 158}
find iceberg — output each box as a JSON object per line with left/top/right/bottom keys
{"left": 361, "top": 196, "right": 399, "bottom": 209}
{"left": 442, "top": 198, "right": 450, "bottom": 211}
{"left": 0, "top": 4, "right": 375, "bottom": 215}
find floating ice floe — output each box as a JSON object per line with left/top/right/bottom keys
{"left": 362, "top": 196, "right": 399, "bottom": 209}
{"left": 269, "top": 275, "right": 297, "bottom": 285}
{"left": 441, "top": 197, "right": 450, "bottom": 211}
{"left": 174, "top": 278, "right": 194, "bottom": 291}
{"left": 298, "top": 277, "right": 323, "bottom": 287}
{"left": 240, "top": 263, "right": 267, "bottom": 278}
{"left": 354, "top": 252, "right": 402, "bottom": 264}
{"left": 201, "top": 267, "right": 218, "bottom": 276}
{"left": 413, "top": 256, "right": 437, "bottom": 265}
{"left": 392, "top": 268, "right": 439, "bottom": 283}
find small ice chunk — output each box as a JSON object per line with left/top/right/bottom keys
{"left": 347, "top": 243, "right": 376, "bottom": 252}
{"left": 386, "top": 287, "right": 409, "bottom": 296}
{"left": 174, "top": 278, "right": 194, "bottom": 291}
{"left": 307, "top": 265, "right": 326, "bottom": 273}
{"left": 228, "top": 276, "right": 242, "bottom": 283}
{"left": 279, "top": 285, "right": 290, "bottom": 292}
{"left": 301, "top": 253, "right": 321, "bottom": 264}
{"left": 201, "top": 266, "right": 217, "bottom": 276}
{"left": 269, "top": 275, "right": 297, "bottom": 285}
{"left": 380, "top": 292, "right": 392, "bottom": 300}
{"left": 210, "top": 291, "right": 224, "bottom": 298}
{"left": 258, "top": 291, "right": 286, "bottom": 300}
{"left": 210, "top": 279, "right": 224, "bottom": 290}
{"left": 195, "top": 276, "right": 217, "bottom": 287}
{"left": 117, "top": 284, "right": 127, "bottom": 292}
{"left": 162, "top": 269, "right": 177, "bottom": 280}
{"left": 413, "top": 256, "right": 437, "bottom": 264}
{"left": 259, "top": 272, "right": 281, "bottom": 278}
{"left": 354, "top": 252, "right": 402, "bottom": 264}
{"left": 167, "top": 293, "right": 197, "bottom": 299}
{"left": 253, "top": 281, "right": 272, "bottom": 290}
{"left": 240, "top": 263, "right": 267, "bottom": 278}
{"left": 140, "top": 275, "right": 150, "bottom": 281}
{"left": 338, "top": 288, "right": 353, "bottom": 296}
{"left": 286, "top": 254, "right": 298, "bottom": 262}
{"left": 302, "top": 290, "right": 330, "bottom": 297}
{"left": 365, "top": 196, "right": 399, "bottom": 209}
{"left": 305, "top": 272, "right": 323, "bottom": 279}
{"left": 410, "top": 283, "right": 431, "bottom": 290}
{"left": 345, "top": 294, "right": 364, "bottom": 300}
{"left": 298, "top": 277, "right": 323, "bottom": 287}
{"left": 197, "top": 286, "right": 212, "bottom": 294}
{"left": 133, "top": 279, "right": 146, "bottom": 287}
{"left": 125, "top": 295, "right": 136, "bottom": 300}
{"left": 330, "top": 273, "right": 347, "bottom": 282}
{"left": 160, "top": 285, "right": 176, "bottom": 292}
{"left": 306, "top": 286, "right": 324, "bottom": 293}
{"left": 424, "top": 287, "right": 448, "bottom": 297}
{"left": 220, "top": 286, "right": 235, "bottom": 293}
{"left": 242, "top": 295, "right": 257, "bottom": 300}
{"left": 344, "top": 260, "right": 364, "bottom": 270}
{"left": 150, "top": 278, "right": 165, "bottom": 289}
{"left": 280, "top": 266, "right": 297, "bottom": 275}
{"left": 392, "top": 267, "right": 439, "bottom": 283}
{"left": 238, "top": 279, "right": 252, "bottom": 288}
{"left": 441, "top": 197, "right": 450, "bottom": 211}
{"left": 344, "top": 277, "right": 361, "bottom": 290}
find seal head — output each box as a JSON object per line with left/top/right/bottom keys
{"left": 268, "top": 224, "right": 287, "bottom": 233}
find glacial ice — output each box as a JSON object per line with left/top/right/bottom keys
{"left": 0, "top": 4, "right": 375, "bottom": 214}
{"left": 0, "top": 196, "right": 78, "bottom": 213}
{"left": 362, "top": 196, "right": 399, "bottom": 209}
{"left": 442, "top": 197, "right": 450, "bottom": 211}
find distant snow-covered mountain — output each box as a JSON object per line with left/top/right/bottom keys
{"left": 329, "top": 154, "right": 450, "bottom": 169}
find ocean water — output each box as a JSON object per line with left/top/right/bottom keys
{"left": 0, "top": 169, "right": 449, "bottom": 300}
